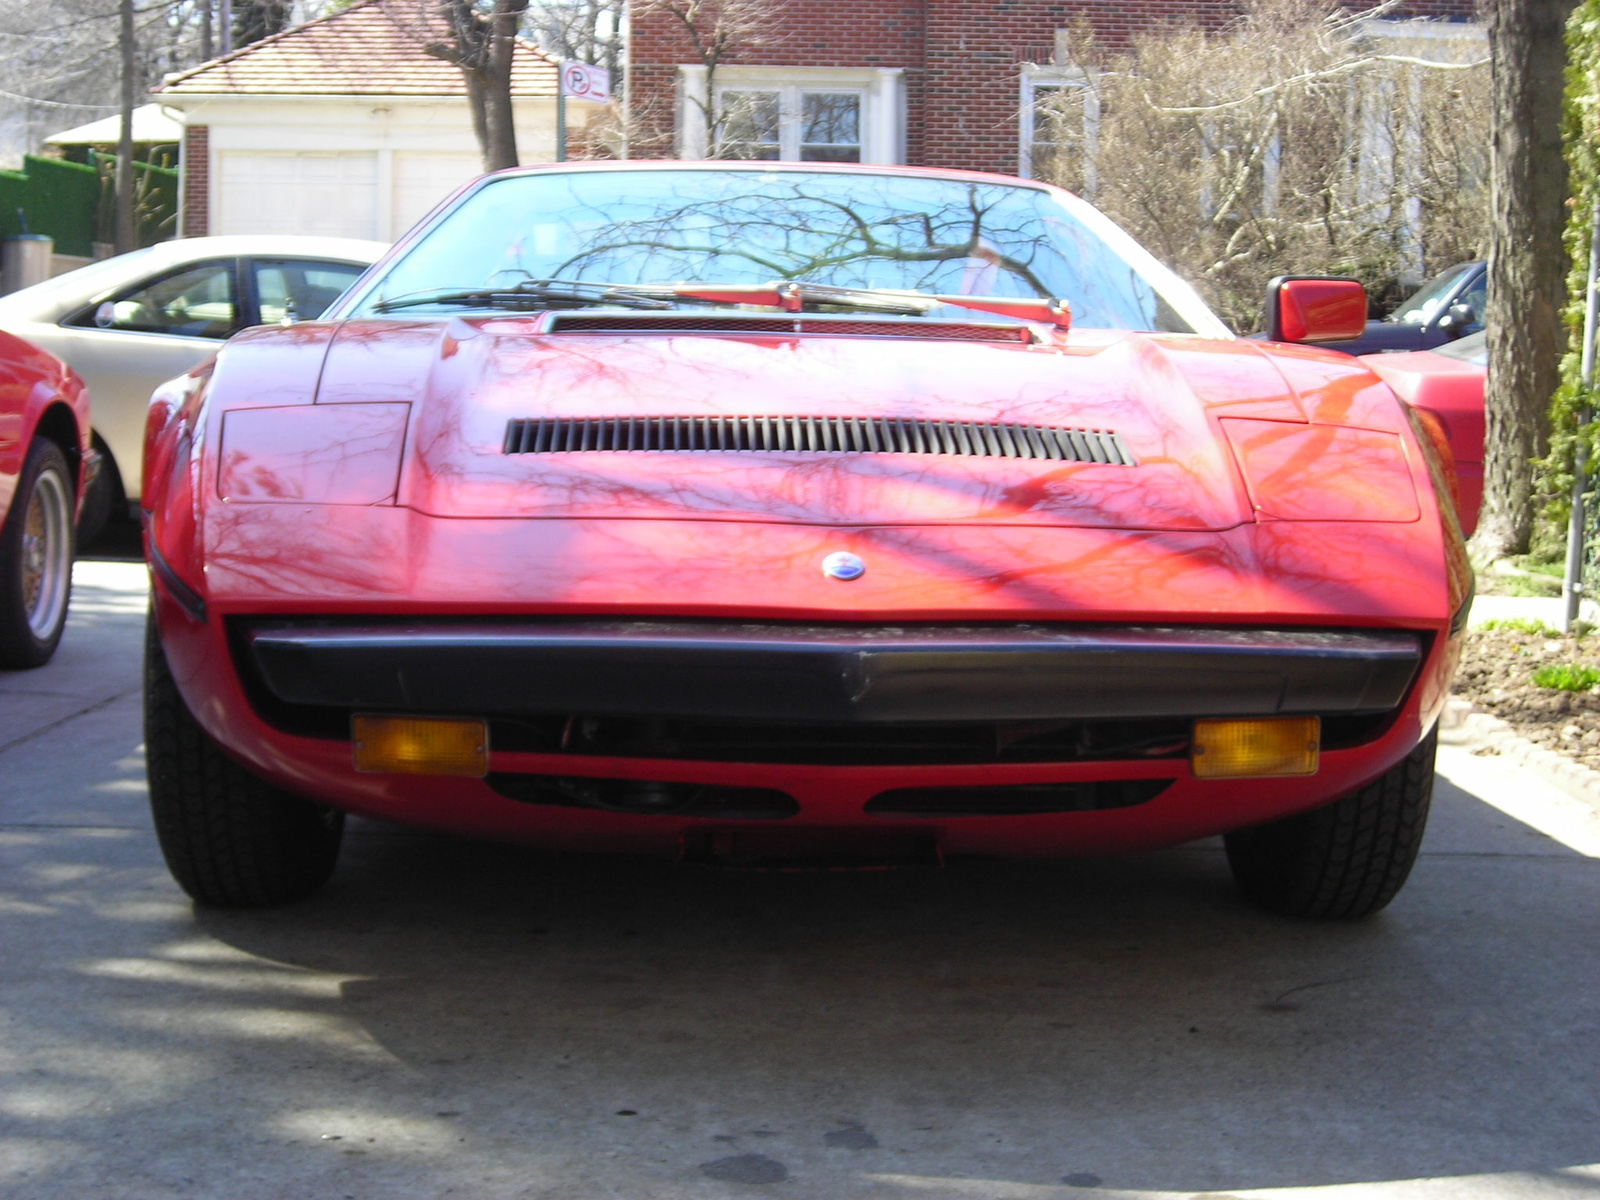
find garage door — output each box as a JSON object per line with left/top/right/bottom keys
{"left": 391, "top": 152, "right": 483, "bottom": 238}
{"left": 216, "top": 152, "right": 379, "bottom": 239}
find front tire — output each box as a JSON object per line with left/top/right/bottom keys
{"left": 144, "top": 617, "right": 344, "bottom": 906}
{"left": 1224, "top": 728, "right": 1436, "bottom": 919}
{"left": 0, "top": 438, "right": 75, "bottom": 668}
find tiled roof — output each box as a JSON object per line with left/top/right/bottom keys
{"left": 157, "top": 0, "right": 560, "bottom": 97}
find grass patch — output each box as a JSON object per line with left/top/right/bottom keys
{"left": 1533, "top": 663, "right": 1600, "bottom": 691}
{"left": 1512, "top": 554, "right": 1564, "bottom": 579}
{"left": 1479, "top": 617, "right": 1561, "bottom": 636}
{"left": 1497, "top": 572, "right": 1563, "bottom": 598}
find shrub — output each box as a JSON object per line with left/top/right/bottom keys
{"left": 1533, "top": 663, "right": 1600, "bottom": 690}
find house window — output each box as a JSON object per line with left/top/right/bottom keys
{"left": 1019, "top": 65, "right": 1098, "bottom": 194}
{"left": 718, "top": 86, "right": 863, "bottom": 162}
{"left": 678, "top": 67, "right": 903, "bottom": 164}
{"left": 720, "top": 91, "right": 782, "bottom": 159}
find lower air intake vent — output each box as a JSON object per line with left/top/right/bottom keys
{"left": 486, "top": 773, "right": 798, "bottom": 819}
{"left": 864, "top": 779, "right": 1172, "bottom": 816}
{"left": 503, "top": 416, "right": 1134, "bottom": 464}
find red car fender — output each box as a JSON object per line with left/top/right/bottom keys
{"left": 1360, "top": 349, "right": 1485, "bottom": 537}
{"left": 0, "top": 329, "right": 89, "bottom": 507}
{"left": 144, "top": 323, "right": 340, "bottom": 616}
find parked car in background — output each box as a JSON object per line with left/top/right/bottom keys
{"left": 0, "top": 331, "right": 90, "bottom": 667}
{"left": 144, "top": 162, "right": 1467, "bottom": 921}
{"left": 1313, "top": 261, "right": 1485, "bottom": 356}
{"left": 0, "top": 236, "right": 387, "bottom": 543}
{"left": 1361, "top": 330, "right": 1487, "bottom": 536}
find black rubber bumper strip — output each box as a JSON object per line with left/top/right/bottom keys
{"left": 245, "top": 621, "right": 1422, "bottom": 723}
{"left": 146, "top": 536, "right": 207, "bottom": 624}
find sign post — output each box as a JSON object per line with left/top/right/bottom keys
{"left": 557, "top": 61, "right": 612, "bottom": 164}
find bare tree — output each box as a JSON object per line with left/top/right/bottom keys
{"left": 1037, "top": 0, "right": 1490, "bottom": 333}
{"left": 114, "top": 0, "right": 135, "bottom": 252}
{"left": 636, "top": 0, "right": 776, "bottom": 157}
{"left": 525, "top": 0, "right": 622, "bottom": 79}
{"left": 1471, "top": 0, "right": 1582, "bottom": 560}
{"left": 382, "top": 0, "right": 531, "bottom": 172}
{"left": 0, "top": 0, "right": 218, "bottom": 166}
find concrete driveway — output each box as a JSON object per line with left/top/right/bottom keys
{"left": 1, "top": 562, "right": 1597, "bottom": 1200}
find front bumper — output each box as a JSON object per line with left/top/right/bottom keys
{"left": 149, "top": 506, "right": 1465, "bottom": 857}
{"left": 246, "top": 620, "right": 1422, "bottom": 724}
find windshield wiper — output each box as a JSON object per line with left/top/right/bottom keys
{"left": 657, "top": 281, "right": 1073, "bottom": 329}
{"left": 640, "top": 281, "right": 933, "bottom": 317}
{"left": 370, "top": 279, "right": 676, "bottom": 313}
{"left": 369, "top": 277, "right": 1071, "bottom": 329}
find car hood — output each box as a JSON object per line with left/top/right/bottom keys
{"left": 312, "top": 318, "right": 1380, "bottom": 531}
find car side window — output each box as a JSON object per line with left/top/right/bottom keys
{"left": 69, "top": 259, "right": 239, "bottom": 339}
{"left": 254, "top": 259, "right": 367, "bottom": 325}
{"left": 1456, "top": 273, "right": 1487, "bottom": 331}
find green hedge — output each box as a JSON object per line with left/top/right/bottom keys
{"left": 0, "top": 153, "right": 178, "bottom": 258}
{"left": 0, "top": 156, "right": 100, "bottom": 256}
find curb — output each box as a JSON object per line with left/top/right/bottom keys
{"left": 1439, "top": 696, "right": 1600, "bottom": 809}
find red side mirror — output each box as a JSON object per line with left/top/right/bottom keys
{"left": 1265, "top": 276, "right": 1368, "bottom": 343}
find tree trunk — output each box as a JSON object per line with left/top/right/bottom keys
{"left": 1472, "top": 0, "right": 1580, "bottom": 561}
{"left": 114, "top": 0, "right": 136, "bottom": 255}
{"left": 199, "top": 0, "right": 214, "bottom": 61}
{"left": 480, "top": 0, "right": 523, "bottom": 171}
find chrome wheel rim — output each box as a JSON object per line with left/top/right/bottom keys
{"left": 21, "top": 465, "right": 71, "bottom": 640}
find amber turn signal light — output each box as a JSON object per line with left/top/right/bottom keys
{"left": 352, "top": 715, "right": 489, "bottom": 777}
{"left": 1191, "top": 717, "right": 1319, "bottom": 779}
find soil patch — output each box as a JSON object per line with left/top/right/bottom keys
{"left": 1454, "top": 623, "right": 1600, "bottom": 768}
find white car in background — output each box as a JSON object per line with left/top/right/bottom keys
{"left": 0, "top": 236, "right": 387, "bottom": 541}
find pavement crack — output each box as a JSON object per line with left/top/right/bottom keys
{"left": 0, "top": 686, "right": 142, "bottom": 758}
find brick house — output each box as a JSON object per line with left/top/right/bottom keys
{"left": 625, "top": 0, "right": 1481, "bottom": 178}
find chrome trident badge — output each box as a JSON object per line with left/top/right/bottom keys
{"left": 821, "top": 551, "right": 866, "bottom": 581}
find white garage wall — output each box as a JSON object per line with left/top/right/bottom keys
{"left": 216, "top": 151, "right": 380, "bottom": 238}
{"left": 171, "top": 96, "right": 593, "bottom": 242}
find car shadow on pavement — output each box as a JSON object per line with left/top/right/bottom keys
{"left": 152, "top": 804, "right": 1600, "bottom": 1199}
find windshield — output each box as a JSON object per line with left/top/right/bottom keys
{"left": 1432, "top": 329, "right": 1487, "bottom": 366}
{"left": 1385, "top": 264, "right": 1472, "bottom": 325}
{"left": 348, "top": 168, "right": 1215, "bottom": 333}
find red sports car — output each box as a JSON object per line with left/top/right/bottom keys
{"left": 0, "top": 330, "right": 90, "bottom": 668}
{"left": 142, "top": 164, "right": 1470, "bottom": 917}
{"left": 1361, "top": 331, "right": 1487, "bottom": 537}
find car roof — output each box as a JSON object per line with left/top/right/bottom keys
{"left": 134, "top": 234, "right": 391, "bottom": 262}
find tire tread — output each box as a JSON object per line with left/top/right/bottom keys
{"left": 0, "top": 438, "right": 74, "bottom": 668}
{"left": 1225, "top": 728, "right": 1436, "bottom": 920}
{"left": 144, "top": 617, "right": 342, "bottom": 907}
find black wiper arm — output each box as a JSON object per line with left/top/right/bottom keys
{"left": 370, "top": 279, "right": 676, "bottom": 314}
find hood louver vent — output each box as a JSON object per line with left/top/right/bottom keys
{"left": 547, "top": 314, "right": 1035, "bottom": 343}
{"left": 503, "top": 416, "right": 1134, "bottom": 464}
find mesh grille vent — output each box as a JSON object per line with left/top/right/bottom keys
{"left": 547, "top": 314, "right": 1034, "bottom": 343}
{"left": 503, "top": 416, "right": 1134, "bottom": 464}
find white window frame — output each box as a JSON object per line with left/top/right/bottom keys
{"left": 677, "top": 66, "right": 905, "bottom": 164}
{"left": 1018, "top": 64, "right": 1099, "bottom": 192}
{"left": 1350, "top": 18, "right": 1487, "bottom": 286}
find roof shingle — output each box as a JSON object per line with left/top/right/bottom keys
{"left": 158, "top": 0, "right": 560, "bottom": 98}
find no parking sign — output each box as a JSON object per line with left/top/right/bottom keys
{"left": 560, "top": 61, "right": 612, "bottom": 104}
